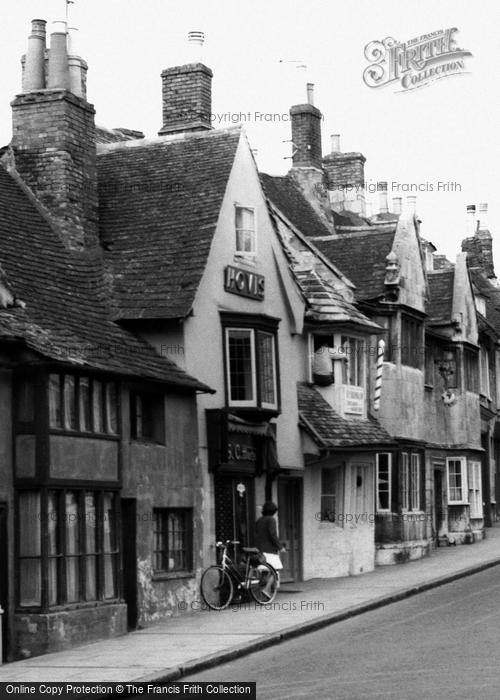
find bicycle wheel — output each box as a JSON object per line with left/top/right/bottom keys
{"left": 249, "top": 563, "right": 278, "bottom": 605}
{"left": 200, "top": 566, "right": 234, "bottom": 610}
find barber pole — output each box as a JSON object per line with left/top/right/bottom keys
{"left": 373, "top": 339, "right": 385, "bottom": 410}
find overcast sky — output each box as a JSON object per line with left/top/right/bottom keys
{"left": 1, "top": 1, "right": 499, "bottom": 269}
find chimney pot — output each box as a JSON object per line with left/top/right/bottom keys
{"left": 47, "top": 22, "right": 70, "bottom": 90}
{"left": 306, "top": 82, "right": 314, "bottom": 105}
{"left": 405, "top": 195, "right": 417, "bottom": 216}
{"left": 24, "top": 19, "right": 47, "bottom": 91}
{"left": 330, "top": 134, "right": 340, "bottom": 153}
{"left": 378, "top": 181, "right": 389, "bottom": 214}
{"left": 478, "top": 203, "right": 488, "bottom": 230}
{"left": 392, "top": 197, "right": 402, "bottom": 215}
{"left": 466, "top": 204, "right": 477, "bottom": 235}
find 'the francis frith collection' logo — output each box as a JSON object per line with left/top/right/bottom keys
{"left": 363, "top": 28, "right": 472, "bottom": 92}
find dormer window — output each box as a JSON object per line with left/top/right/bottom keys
{"left": 235, "top": 206, "right": 256, "bottom": 258}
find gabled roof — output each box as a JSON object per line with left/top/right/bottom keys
{"left": 260, "top": 174, "right": 332, "bottom": 239}
{"left": 0, "top": 163, "right": 210, "bottom": 391}
{"left": 297, "top": 382, "right": 394, "bottom": 448}
{"left": 98, "top": 127, "right": 242, "bottom": 320}
{"left": 265, "top": 204, "right": 381, "bottom": 332}
{"left": 312, "top": 231, "right": 396, "bottom": 301}
{"left": 426, "top": 269, "right": 455, "bottom": 325}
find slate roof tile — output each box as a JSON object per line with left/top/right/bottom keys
{"left": 98, "top": 128, "right": 241, "bottom": 320}
{"left": 297, "top": 382, "right": 394, "bottom": 448}
{"left": 0, "top": 163, "right": 210, "bottom": 391}
{"left": 426, "top": 269, "right": 455, "bottom": 325}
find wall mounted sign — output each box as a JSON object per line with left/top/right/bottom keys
{"left": 224, "top": 265, "right": 265, "bottom": 301}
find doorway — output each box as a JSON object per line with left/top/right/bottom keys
{"left": 433, "top": 467, "right": 445, "bottom": 542}
{"left": 214, "top": 474, "right": 255, "bottom": 562}
{"left": 0, "top": 504, "right": 8, "bottom": 661}
{"left": 277, "top": 478, "right": 302, "bottom": 582}
{"left": 121, "top": 499, "right": 138, "bottom": 630}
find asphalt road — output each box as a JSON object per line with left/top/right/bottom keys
{"left": 182, "top": 567, "right": 500, "bottom": 699}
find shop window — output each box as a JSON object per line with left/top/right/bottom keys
{"left": 468, "top": 461, "right": 483, "bottom": 518}
{"left": 225, "top": 327, "right": 278, "bottom": 410}
{"left": 130, "top": 391, "right": 165, "bottom": 443}
{"left": 376, "top": 453, "right": 392, "bottom": 512}
{"left": 401, "top": 314, "right": 423, "bottom": 368}
{"left": 446, "top": 457, "right": 467, "bottom": 504}
{"left": 18, "top": 489, "right": 119, "bottom": 608}
{"left": 153, "top": 508, "right": 193, "bottom": 573}
{"left": 49, "top": 373, "right": 119, "bottom": 436}
{"left": 235, "top": 206, "right": 256, "bottom": 257}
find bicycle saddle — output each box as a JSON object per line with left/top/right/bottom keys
{"left": 241, "top": 547, "right": 261, "bottom": 554}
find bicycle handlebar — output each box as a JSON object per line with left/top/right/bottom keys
{"left": 215, "top": 540, "right": 240, "bottom": 547}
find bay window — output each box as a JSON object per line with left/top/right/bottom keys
{"left": 401, "top": 314, "right": 423, "bottom": 368}
{"left": 401, "top": 452, "right": 421, "bottom": 511}
{"left": 224, "top": 319, "right": 279, "bottom": 411}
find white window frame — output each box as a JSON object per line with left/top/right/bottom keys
{"left": 340, "top": 335, "right": 365, "bottom": 388}
{"left": 225, "top": 328, "right": 257, "bottom": 408}
{"left": 376, "top": 453, "right": 392, "bottom": 513}
{"left": 410, "top": 453, "right": 420, "bottom": 512}
{"left": 468, "top": 461, "right": 483, "bottom": 519}
{"left": 446, "top": 456, "right": 468, "bottom": 505}
{"left": 234, "top": 205, "right": 257, "bottom": 259}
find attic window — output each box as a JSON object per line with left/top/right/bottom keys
{"left": 475, "top": 295, "right": 486, "bottom": 317}
{"left": 235, "top": 206, "right": 256, "bottom": 257}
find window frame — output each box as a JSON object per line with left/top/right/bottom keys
{"left": 153, "top": 508, "right": 193, "bottom": 576}
{"left": 400, "top": 313, "right": 423, "bottom": 369}
{"left": 463, "top": 346, "right": 479, "bottom": 393}
{"left": 468, "top": 461, "right": 483, "bottom": 519}
{"left": 222, "top": 315, "right": 280, "bottom": 412}
{"left": 319, "top": 467, "right": 343, "bottom": 524}
{"left": 17, "top": 487, "right": 120, "bottom": 611}
{"left": 479, "top": 344, "right": 490, "bottom": 398}
{"left": 130, "top": 390, "right": 166, "bottom": 444}
{"left": 48, "top": 372, "right": 119, "bottom": 438}
{"left": 234, "top": 204, "right": 257, "bottom": 259}
{"left": 376, "top": 453, "right": 392, "bottom": 513}
{"left": 446, "top": 456, "right": 468, "bottom": 505}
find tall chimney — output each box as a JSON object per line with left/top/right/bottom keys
{"left": 47, "top": 21, "right": 70, "bottom": 90}
{"left": 466, "top": 204, "right": 477, "bottom": 235}
{"left": 23, "top": 19, "right": 46, "bottom": 91}
{"left": 67, "top": 27, "right": 88, "bottom": 99}
{"left": 158, "top": 31, "right": 213, "bottom": 135}
{"left": 478, "top": 203, "right": 488, "bottom": 230}
{"left": 392, "top": 197, "right": 402, "bottom": 215}
{"left": 378, "top": 181, "right": 388, "bottom": 213}
{"left": 289, "top": 83, "right": 323, "bottom": 169}
{"left": 11, "top": 18, "right": 98, "bottom": 249}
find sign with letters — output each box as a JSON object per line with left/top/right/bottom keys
{"left": 224, "top": 265, "right": 265, "bottom": 301}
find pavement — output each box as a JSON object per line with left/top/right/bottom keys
{"left": 2, "top": 524, "right": 500, "bottom": 686}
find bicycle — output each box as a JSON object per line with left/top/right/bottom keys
{"left": 200, "top": 540, "right": 278, "bottom": 610}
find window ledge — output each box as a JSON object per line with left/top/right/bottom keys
{"left": 49, "top": 429, "right": 120, "bottom": 441}
{"left": 152, "top": 571, "right": 195, "bottom": 582}
{"left": 233, "top": 254, "right": 257, "bottom": 267}
{"left": 17, "top": 599, "right": 123, "bottom": 614}
{"left": 424, "top": 383, "right": 434, "bottom": 391}
{"left": 130, "top": 439, "right": 166, "bottom": 447}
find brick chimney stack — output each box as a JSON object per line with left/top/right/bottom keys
{"left": 462, "top": 203, "right": 496, "bottom": 280}
{"left": 158, "top": 31, "right": 213, "bottom": 135}
{"left": 378, "top": 181, "right": 389, "bottom": 214}
{"left": 11, "top": 19, "right": 97, "bottom": 250}
{"left": 322, "top": 135, "right": 366, "bottom": 215}
{"left": 289, "top": 83, "right": 323, "bottom": 169}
